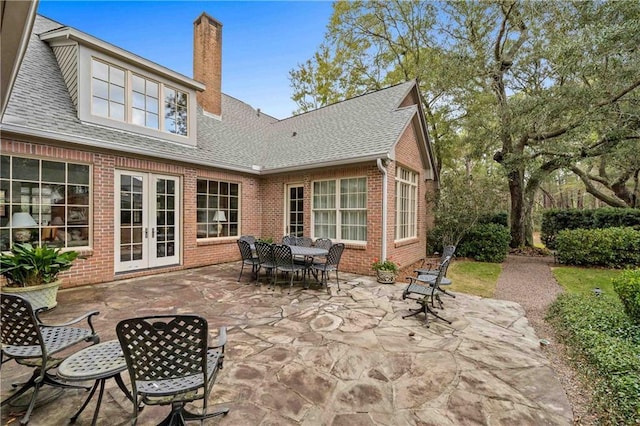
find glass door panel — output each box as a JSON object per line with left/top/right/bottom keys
{"left": 286, "top": 184, "right": 304, "bottom": 237}
{"left": 115, "top": 171, "right": 179, "bottom": 272}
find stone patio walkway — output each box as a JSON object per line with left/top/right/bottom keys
{"left": 1, "top": 262, "right": 573, "bottom": 425}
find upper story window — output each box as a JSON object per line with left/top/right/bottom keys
{"left": 312, "top": 177, "right": 367, "bottom": 242}
{"left": 90, "top": 58, "right": 189, "bottom": 137}
{"left": 92, "top": 60, "right": 125, "bottom": 121}
{"left": 164, "top": 87, "right": 188, "bottom": 136}
{"left": 131, "top": 74, "right": 159, "bottom": 129}
{"left": 395, "top": 167, "right": 418, "bottom": 240}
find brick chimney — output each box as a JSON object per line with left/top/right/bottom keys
{"left": 193, "top": 13, "right": 222, "bottom": 116}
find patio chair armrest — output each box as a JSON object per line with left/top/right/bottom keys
{"left": 210, "top": 326, "right": 227, "bottom": 350}
{"left": 37, "top": 310, "right": 100, "bottom": 332}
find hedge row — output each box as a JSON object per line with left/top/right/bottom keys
{"left": 542, "top": 208, "right": 640, "bottom": 249}
{"left": 613, "top": 269, "right": 640, "bottom": 324}
{"left": 555, "top": 227, "right": 640, "bottom": 268}
{"left": 547, "top": 294, "right": 640, "bottom": 424}
{"left": 428, "top": 222, "right": 510, "bottom": 263}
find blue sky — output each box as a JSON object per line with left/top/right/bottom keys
{"left": 37, "top": 1, "right": 334, "bottom": 119}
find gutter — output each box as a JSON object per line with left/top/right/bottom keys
{"left": 376, "top": 158, "right": 388, "bottom": 261}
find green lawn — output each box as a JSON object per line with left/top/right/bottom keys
{"left": 551, "top": 266, "right": 623, "bottom": 296}
{"left": 447, "top": 260, "right": 502, "bottom": 298}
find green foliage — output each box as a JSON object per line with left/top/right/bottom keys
{"left": 478, "top": 212, "right": 508, "bottom": 227}
{"left": 547, "top": 294, "right": 640, "bottom": 424}
{"left": 0, "top": 243, "right": 78, "bottom": 287}
{"left": 613, "top": 269, "right": 640, "bottom": 324}
{"left": 542, "top": 208, "right": 640, "bottom": 249}
{"left": 456, "top": 223, "right": 510, "bottom": 263}
{"left": 371, "top": 258, "right": 399, "bottom": 273}
{"left": 555, "top": 227, "right": 640, "bottom": 268}
{"left": 428, "top": 172, "right": 507, "bottom": 250}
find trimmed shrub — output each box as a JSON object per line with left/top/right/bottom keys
{"left": 613, "top": 269, "right": 640, "bottom": 324}
{"left": 555, "top": 227, "right": 640, "bottom": 268}
{"left": 547, "top": 294, "right": 640, "bottom": 424}
{"left": 478, "top": 212, "right": 508, "bottom": 227}
{"left": 456, "top": 223, "right": 510, "bottom": 263}
{"left": 542, "top": 208, "right": 640, "bottom": 249}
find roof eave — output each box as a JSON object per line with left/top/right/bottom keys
{"left": 259, "top": 153, "right": 391, "bottom": 175}
{"left": 0, "top": 122, "right": 260, "bottom": 175}
{"left": 39, "top": 27, "right": 206, "bottom": 91}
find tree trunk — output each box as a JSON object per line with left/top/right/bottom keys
{"left": 508, "top": 169, "right": 526, "bottom": 248}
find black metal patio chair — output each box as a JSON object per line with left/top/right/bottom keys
{"left": 415, "top": 245, "right": 456, "bottom": 276}
{"left": 237, "top": 239, "right": 259, "bottom": 282}
{"left": 272, "top": 244, "right": 307, "bottom": 293}
{"left": 255, "top": 241, "right": 276, "bottom": 286}
{"left": 402, "top": 256, "right": 453, "bottom": 327}
{"left": 1, "top": 293, "right": 100, "bottom": 425}
{"left": 116, "top": 314, "right": 228, "bottom": 425}
{"left": 413, "top": 254, "right": 455, "bottom": 302}
{"left": 310, "top": 243, "right": 344, "bottom": 293}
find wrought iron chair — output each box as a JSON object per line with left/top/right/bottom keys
{"left": 236, "top": 239, "right": 259, "bottom": 282}
{"left": 116, "top": 315, "right": 229, "bottom": 426}
{"left": 313, "top": 238, "right": 333, "bottom": 250}
{"left": 414, "top": 254, "right": 455, "bottom": 301}
{"left": 402, "top": 257, "right": 453, "bottom": 327}
{"left": 415, "top": 245, "right": 456, "bottom": 276}
{"left": 238, "top": 235, "right": 256, "bottom": 245}
{"left": 310, "top": 243, "right": 345, "bottom": 293}
{"left": 255, "top": 241, "right": 276, "bottom": 286}
{"left": 281, "top": 235, "right": 296, "bottom": 245}
{"left": 295, "top": 236, "right": 313, "bottom": 247}
{"left": 1, "top": 293, "right": 100, "bottom": 425}
{"left": 272, "top": 244, "right": 307, "bottom": 293}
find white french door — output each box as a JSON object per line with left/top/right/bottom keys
{"left": 115, "top": 171, "right": 180, "bottom": 272}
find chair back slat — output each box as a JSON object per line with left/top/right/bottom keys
{"left": 434, "top": 256, "right": 452, "bottom": 286}
{"left": 239, "top": 235, "right": 256, "bottom": 245}
{"left": 326, "top": 243, "right": 345, "bottom": 267}
{"left": 237, "top": 239, "right": 255, "bottom": 261}
{"left": 1, "top": 294, "right": 43, "bottom": 348}
{"left": 117, "top": 315, "right": 208, "bottom": 382}
{"left": 296, "top": 237, "right": 313, "bottom": 247}
{"left": 255, "top": 241, "right": 275, "bottom": 264}
{"left": 282, "top": 235, "right": 295, "bottom": 245}
{"left": 272, "top": 244, "right": 294, "bottom": 268}
{"left": 314, "top": 238, "right": 333, "bottom": 249}
{"left": 441, "top": 245, "right": 456, "bottom": 262}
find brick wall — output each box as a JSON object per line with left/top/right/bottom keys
{"left": 2, "top": 115, "right": 436, "bottom": 287}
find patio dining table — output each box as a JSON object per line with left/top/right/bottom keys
{"left": 287, "top": 245, "right": 328, "bottom": 257}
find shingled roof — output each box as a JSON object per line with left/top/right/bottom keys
{"left": 3, "top": 15, "right": 426, "bottom": 175}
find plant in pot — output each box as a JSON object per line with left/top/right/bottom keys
{"left": 1, "top": 243, "right": 79, "bottom": 311}
{"left": 371, "top": 258, "right": 399, "bottom": 284}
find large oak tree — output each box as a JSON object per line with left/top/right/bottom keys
{"left": 290, "top": 0, "right": 640, "bottom": 247}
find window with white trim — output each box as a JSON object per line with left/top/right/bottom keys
{"left": 196, "top": 179, "right": 239, "bottom": 239}
{"left": 91, "top": 58, "right": 189, "bottom": 137}
{"left": 313, "top": 177, "right": 367, "bottom": 242}
{"left": 131, "top": 74, "right": 159, "bottom": 129}
{"left": 92, "top": 60, "right": 125, "bottom": 121}
{"left": 395, "top": 167, "right": 418, "bottom": 240}
{"left": 0, "top": 155, "right": 91, "bottom": 251}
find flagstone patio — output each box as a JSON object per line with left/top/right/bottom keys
{"left": 1, "top": 263, "right": 573, "bottom": 425}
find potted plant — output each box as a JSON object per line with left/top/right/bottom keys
{"left": 1, "top": 243, "right": 79, "bottom": 311}
{"left": 371, "top": 258, "right": 399, "bottom": 284}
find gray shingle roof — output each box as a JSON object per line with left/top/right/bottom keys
{"left": 3, "top": 15, "right": 421, "bottom": 174}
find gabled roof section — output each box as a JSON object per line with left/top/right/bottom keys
{"left": 3, "top": 15, "right": 435, "bottom": 178}
{"left": 39, "top": 24, "right": 204, "bottom": 91}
